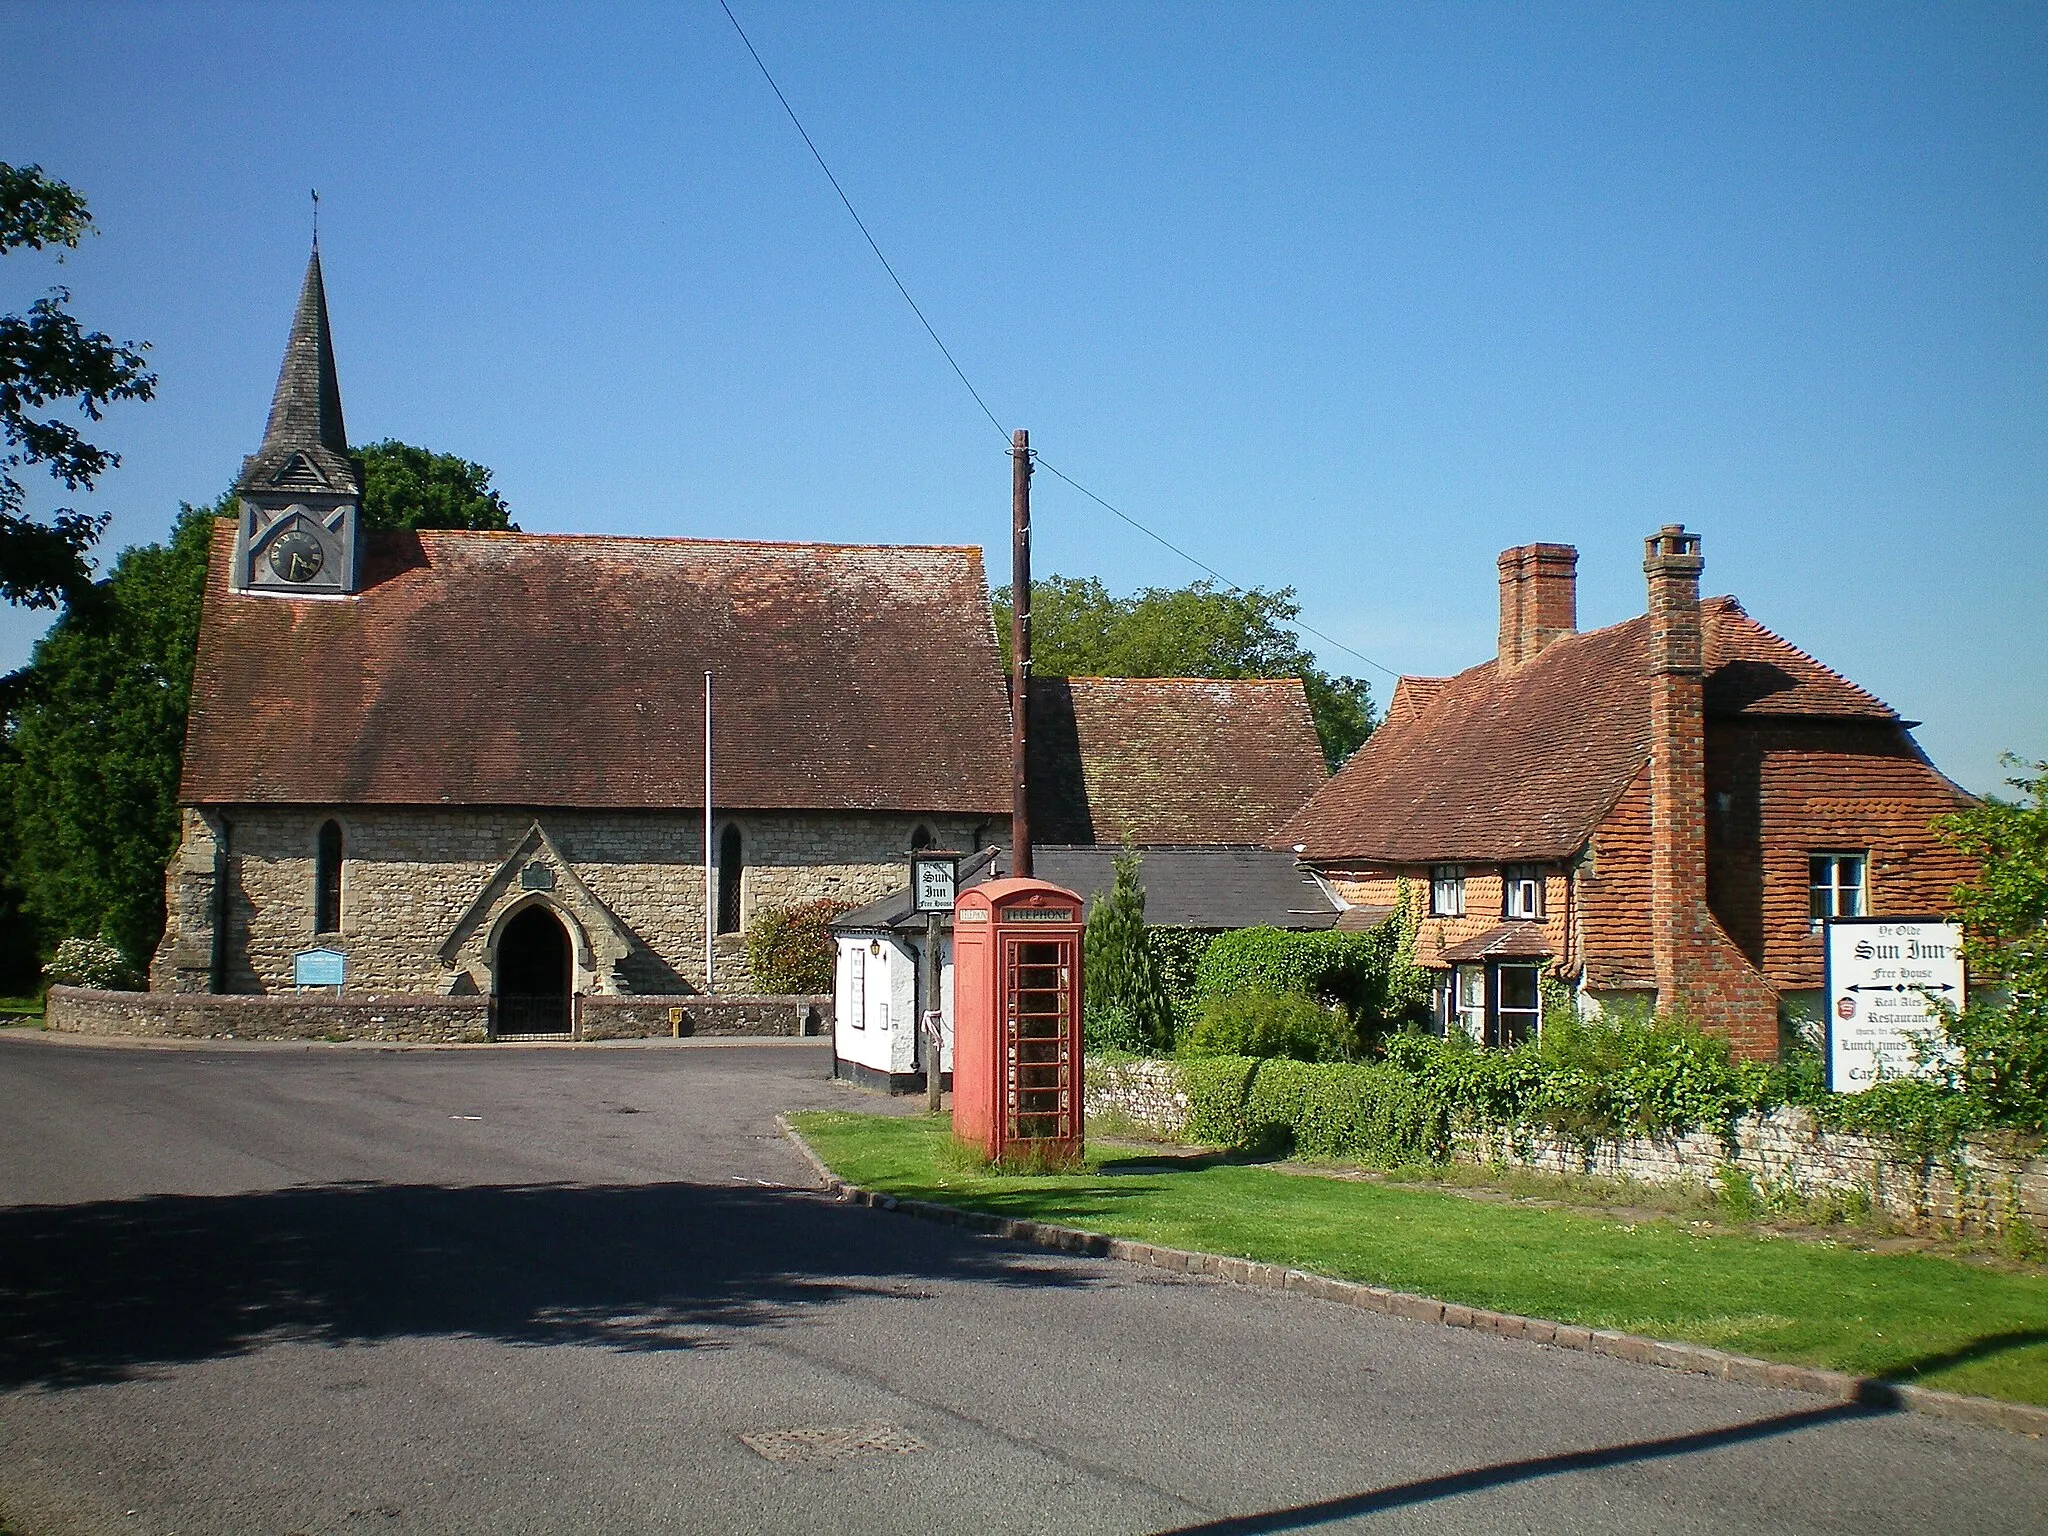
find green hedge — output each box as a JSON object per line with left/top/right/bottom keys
{"left": 1159, "top": 1054, "right": 1444, "bottom": 1167}
{"left": 1244, "top": 1058, "right": 1446, "bottom": 1165}
{"left": 1191, "top": 911, "right": 1431, "bottom": 1049}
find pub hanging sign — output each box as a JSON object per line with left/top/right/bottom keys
{"left": 911, "top": 850, "right": 960, "bottom": 915}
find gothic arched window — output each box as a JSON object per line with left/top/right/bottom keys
{"left": 315, "top": 820, "right": 343, "bottom": 935}
{"left": 717, "top": 825, "right": 743, "bottom": 935}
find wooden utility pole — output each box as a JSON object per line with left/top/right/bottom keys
{"left": 924, "top": 909, "right": 944, "bottom": 1114}
{"left": 1010, "top": 427, "right": 1033, "bottom": 880}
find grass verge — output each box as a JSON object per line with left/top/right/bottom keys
{"left": 791, "top": 1109, "right": 2048, "bottom": 1407}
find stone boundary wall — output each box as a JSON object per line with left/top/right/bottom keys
{"left": 578, "top": 995, "right": 831, "bottom": 1041}
{"left": 1086, "top": 1057, "right": 2048, "bottom": 1236}
{"left": 47, "top": 986, "right": 489, "bottom": 1044}
{"left": 46, "top": 987, "right": 833, "bottom": 1046}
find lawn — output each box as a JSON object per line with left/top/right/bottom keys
{"left": 0, "top": 996, "right": 43, "bottom": 1023}
{"left": 791, "top": 1109, "right": 2048, "bottom": 1407}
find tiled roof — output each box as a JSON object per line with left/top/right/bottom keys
{"left": 1032, "top": 845, "right": 1341, "bottom": 931}
{"left": 182, "top": 524, "right": 1014, "bottom": 812}
{"left": 1028, "top": 677, "right": 1328, "bottom": 846}
{"left": 1279, "top": 599, "right": 1898, "bottom": 865}
{"left": 1440, "top": 922, "right": 1554, "bottom": 961}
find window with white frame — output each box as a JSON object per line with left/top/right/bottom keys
{"left": 847, "top": 945, "right": 866, "bottom": 1028}
{"left": 1454, "top": 965, "right": 1486, "bottom": 1041}
{"left": 1809, "top": 854, "right": 1867, "bottom": 924}
{"left": 1494, "top": 963, "right": 1542, "bottom": 1047}
{"left": 1502, "top": 864, "right": 1544, "bottom": 920}
{"left": 1431, "top": 865, "right": 1466, "bottom": 917}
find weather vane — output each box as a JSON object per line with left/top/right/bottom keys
{"left": 311, "top": 189, "right": 320, "bottom": 247}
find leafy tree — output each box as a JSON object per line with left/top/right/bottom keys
{"left": 1, "top": 443, "right": 516, "bottom": 972}
{"left": 357, "top": 439, "right": 516, "bottom": 531}
{"left": 0, "top": 164, "right": 156, "bottom": 608}
{"left": 3, "top": 497, "right": 216, "bottom": 966}
{"left": 993, "top": 574, "right": 1376, "bottom": 768}
{"left": 1081, "top": 847, "right": 1172, "bottom": 1051}
{"left": 1931, "top": 756, "right": 2048, "bottom": 1131}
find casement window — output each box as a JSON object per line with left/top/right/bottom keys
{"left": 1454, "top": 965, "right": 1486, "bottom": 1041}
{"left": 314, "top": 819, "right": 343, "bottom": 935}
{"left": 1809, "top": 853, "right": 1867, "bottom": 924}
{"left": 847, "top": 946, "right": 866, "bottom": 1029}
{"left": 717, "top": 825, "right": 744, "bottom": 934}
{"left": 1430, "top": 865, "right": 1466, "bottom": 917}
{"left": 1494, "top": 964, "right": 1542, "bottom": 1047}
{"left": 1502, "top": 864, "right": 1544, "bottom": 921}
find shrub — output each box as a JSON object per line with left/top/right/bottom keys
{"left": 1194, "top": 910, "right": 1431, "bottom": 1052}
{"left": 1082, "top": 849, "right": 1173, "bottom": 1050}
{"left": 43, "top": 935, "right": 140, "bottom": 991}
{"left": 744, "top": 899, "right": 855, "bottom": 995}
{"left": 1083, "top": 999, "right": 1152, "bottom": 1055}
{"left": 1185, "top": 990, "right": 1355, "bottom": 1063}
{"left": 1148, "top": 926, "right": 1213, "bottom": 1013}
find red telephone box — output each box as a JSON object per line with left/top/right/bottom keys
{"left": 951, "top": 877, "right": 1085, "bottom": 1163}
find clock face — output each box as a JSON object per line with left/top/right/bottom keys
{"left": 267, "top": 526, "right": 325, "bottom": 583}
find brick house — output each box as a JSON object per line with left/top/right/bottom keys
{"left": 151, "top": 247, "right": 1013, "bottom": 1025}
{"left": 1277, "top": 528, "right": 1975, "bottom": 1060}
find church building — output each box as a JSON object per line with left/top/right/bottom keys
{"left": 151, "top": 248, "right": 1014, "bottom": 1030}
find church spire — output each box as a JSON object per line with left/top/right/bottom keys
{"left": 237, "top": 243, "right": 359, "bottom": 497}
{"left": 229, "top": 242, "right": 365, "bottom": 595}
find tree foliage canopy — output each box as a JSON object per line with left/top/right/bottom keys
{"left": 0, "top": 442, "right": 516, "bottom": 981}
{"left": 0, "top": 164, "right": 156, "bottom": 609}
{"left": 992, "top": 574, "right": 1376, "bottom": 769}
{"left": 1930, "top": 757, "right": 2048, "bottom": 1131}
{"left": 357, "top": 439, "right": 516, "bottom": 532}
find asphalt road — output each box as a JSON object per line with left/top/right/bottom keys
{"left": 1, "top": 1033, "right": 2043, "bottom": 1536}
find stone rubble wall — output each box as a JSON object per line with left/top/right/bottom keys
{"left": 1086, "top": 1056, "right": 2048, "bottom": 1235}
{"left": 577, "top": 994, "right": 832, "bottom": 1041}
{"left": 47, "top": 987, "right": 833, "bottom": 1046}
{"left": 48, "top": 986, "right": 490, "bottom": 1044}
{"left": 154, "top": 805, "right": 997, "bottom": 997}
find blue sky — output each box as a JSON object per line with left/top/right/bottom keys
{"left": 3, "top": 2, "right": 2042, "bottom": 793}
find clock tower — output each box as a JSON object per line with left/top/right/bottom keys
{"left": 230, "top": 244, "right": 365, "bottom": 596}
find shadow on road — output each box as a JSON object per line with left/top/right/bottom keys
{"left": 0, "top": 1180, "right": 1092, "bottom": 1390}
{"left": 1144, "top": 1399, "right": 1896, "bottom": 1534}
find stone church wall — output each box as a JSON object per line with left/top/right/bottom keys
{"left": 153, "top": 805, "right": 998, "bottom": 998}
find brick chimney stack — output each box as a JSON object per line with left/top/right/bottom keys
{"left": 1643, "top": 524, "right": 1707, "bottom": 1014}
{"left": 1496, "top": 543, "right": 1578, "bottom": 669}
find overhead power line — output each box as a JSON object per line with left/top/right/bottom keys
{"left": 715, "top": 1, "right": 1401, "bottom": 684}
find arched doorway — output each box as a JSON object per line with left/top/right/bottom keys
{"left": 495, "top": 904, "right": 572, "bottom": 1037}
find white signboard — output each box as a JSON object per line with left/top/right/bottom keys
{"left": 911, "top": 853, "right": 958, "bottom": 915}
{"left": 1825, "top": 918, "right": 1964, "bottom": 1093}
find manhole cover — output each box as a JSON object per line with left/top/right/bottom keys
{"left": 741, "top": 1422, "right": 928, "bottom": 1464}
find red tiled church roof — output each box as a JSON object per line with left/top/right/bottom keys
{"left": 1278, "top": 597, "right": 1897, "bottom": 864}
{"left": 181, "top": 523, "right": 1014, "bottom": 812}
{"left": 1028, "top": 676, "right": 1329, "bottom": 846}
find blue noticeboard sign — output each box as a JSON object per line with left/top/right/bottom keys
{"left": 294, "top": 948, "right": 346, "bottom": 988}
